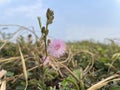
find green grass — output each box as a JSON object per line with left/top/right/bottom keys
{"left": 0, "top": 39, "right": 120, "bottom": 90}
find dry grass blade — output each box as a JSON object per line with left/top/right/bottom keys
{"left": 0, "top": 57, "right": 20, "bottom": 63}
{"left": 83, "top": 50, "right": 94, "bottom": 76}
{"left": 87, "top": 74, "right": 120, "bottom": 90}
{"left": 0, "top": 80, "right": 6, "bottom": 90}
{"left": 59, "top": 63, "right": 81, "bottom": 83}
{"left": 18, "top": 44, "right": 28, "bottom": 90}
{"left": 0, "top": 70, "right": 7, "bottom": 79}
{"left": 0, "top": 40, "right": 7, "bottom": 50}
{"left": 0, "top": 24, "right": 40, "bottom": 40}
{"left": 75, "top": 50, "right": 95, "bottom": 76}
{"left": 0, "top": 70, "right": 7, "bottom": 90}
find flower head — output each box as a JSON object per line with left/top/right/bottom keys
{"left": 47, "top": 39, "right": 66, "bottom": 58}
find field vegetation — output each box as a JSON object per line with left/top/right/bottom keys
{"left": 0, "top": 9, "right": 120, "bottom": 90}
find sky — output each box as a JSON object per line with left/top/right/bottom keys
{"left": 0, "top": 0, "right": 120, "bottom": 42}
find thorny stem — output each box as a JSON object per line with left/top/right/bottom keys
{"left": 43, "top": 36, "right": 47, "bottom": 57}
{"left": 37, "top": 17, "right": 48, "bottom": 86}
{"left": 37, "top": 17, "right": 48, "bottom": 57}
{"left": 45, "top": 23, "right": 49, "bottom": 57}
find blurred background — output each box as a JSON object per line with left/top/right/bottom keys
{"left": 0, "top": 0, "right": 120, "bottom": 42}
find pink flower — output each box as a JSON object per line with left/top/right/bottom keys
{"left": 47, "top": 39, "right": 66, "bottom": 58}
{"left": 43, "top": 56, "right": 50, "bottom": 65}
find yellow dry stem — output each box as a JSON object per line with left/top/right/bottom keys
{"left": 88, "top": 74, "right": 120, "bottom": 90}
{"left": 18, "top": 45, "right": 28, "bottom": 90}
{"left": 0, "top": 80, "right": 6, "bottom": 90}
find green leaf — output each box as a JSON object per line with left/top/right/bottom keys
{"left": 111, "top": 86, "right": 120, "bottom": 90}
{"left": 6, "top": 71, "right": 14, "bottom": 77}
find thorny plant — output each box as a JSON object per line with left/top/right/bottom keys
{"left": 0, "top": 8, "right": 119, "bottom": 90}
